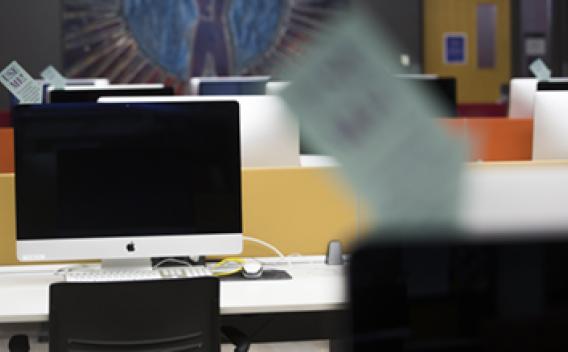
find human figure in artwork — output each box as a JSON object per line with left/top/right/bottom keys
{"left": 189, "top": 0, "right": 232, "bottom": 77}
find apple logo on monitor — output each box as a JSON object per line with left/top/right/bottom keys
{"left": 126, "top": 242, "right": 136, "bottom": 252}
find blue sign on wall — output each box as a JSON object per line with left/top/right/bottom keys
{"left": 444, "top": 33, "right": 467, "bottom": 64}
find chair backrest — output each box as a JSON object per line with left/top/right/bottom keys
{"left": 49, "top": 278, "right": 220, "bottom": 352}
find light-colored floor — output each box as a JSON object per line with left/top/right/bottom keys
{"left": 224, "top": 341, "right": 329, "bottom": 352}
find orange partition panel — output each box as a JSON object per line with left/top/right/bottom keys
{"left": 0, "top": 120, "right": 536, "bottom": 173}
{"left": 0, "top": 128, "right": 14, "bottom": 173}
{"left": 442, "top": 118, "right": 533, "bottom": 161}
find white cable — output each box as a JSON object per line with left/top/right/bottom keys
{"left": 243, "top": 236, "right": 285, "bottom": 258}
{"left": 152, "top": 258, "right": 192, "bottom": 270}
{"left": 243, "top": 235, "right": 292, "bottom": 266}
{"left": 54, "top": 264, "right": 92, "bottom": 276}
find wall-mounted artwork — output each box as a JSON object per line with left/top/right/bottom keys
{"left": 63, "top": 0, "right": 348, "bottom": 93}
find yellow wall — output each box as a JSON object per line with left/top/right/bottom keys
{"left": 0, "top": 168, "right": 362, "bottom": 265}
{"left": 424, "top": 0, "right": 511, "bottom": 104}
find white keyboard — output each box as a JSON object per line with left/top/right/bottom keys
{"left": 64, "top": 266, "right": 212, "bottom": 282}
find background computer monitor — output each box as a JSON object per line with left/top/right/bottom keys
{"left": 99, "top": 96, "right": 301, "bottom": 168}
{"left": 263, "top": 81, "right": 318, "bottom": 155}
{"left": 14, "top": 102, "right": 243, "bottom": 263}
{"left": 46, "top": 78, "right": 109, "bottom": 87}
{"left": 47, "top": 84, "right": 173, "bottom": 103}
{"left": 398, "top": 75, "right": 457, "bottom": 117}
{"left": 191, "top": 76, "right": 270, "bottom": 95}
{"left": 41, "top": 78, "right": 110, "bottom": 104}
{"left": 508, "top": 78, "right": 568, "bottom": 119}
{"left": 532, "top": 91, "right": 568, "bottom": 160}
{"left": 9, "top": 78, "right": 110, "bottom": 106}
{"left": 509, "top": 78, "right": 538, "bottom": 118}
{"left": 266, "top": 81, "right": 291, "bottom": 95}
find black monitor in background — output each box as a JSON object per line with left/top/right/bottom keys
{"left": 48, "top": 87, "right": 174, "bottom": 103}
{"left": 350, "top": 230, "right": 568, "bottom": 352}
{"left": 300, "top": 76, "right": 457, "bottom": 154}
{"left": 399, "top": 76, "right": 458, "bottom": 117}
{"left": 9, "top": 79, "right": 110, "bottom": 106}
{"left": 537, "top": 81, "right": 568, "bottom": 91}
{"left": 197, "top": 78, "right": 269, "bottom": 96}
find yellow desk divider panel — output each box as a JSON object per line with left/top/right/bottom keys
{"left": 241, "top": 167, "right": 360, "bottom": 257}
{"left": 0, "top": 168, "right": 362, "bottom": 265}
{"left": 0, "top": 174, "right": 16, "bottom": 264}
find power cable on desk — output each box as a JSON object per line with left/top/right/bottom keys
{"left": 152, "top": 258, "right": 193, "bottom": 270}
{"left": 243, "top": 235, "right": 296, "bottom": 266}
{"left": 210, "top": 236, "right": 295, "bottom": 277}
{"left": 211, "top": 258, "right": 245, "bottom": 277}
{"left": 53, "top": 264, "right": 92, "bottom": 277}
{"left": 52, "top": 237, "right": 296, "bottom": 278}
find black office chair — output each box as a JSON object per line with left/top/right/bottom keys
{"left": 8, "top": 335, "right": 29, "bottom": 352}
{"left": 46, "top": 278, "right": 249, "bottom": 352}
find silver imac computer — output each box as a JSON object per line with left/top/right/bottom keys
{"left": 99, "top": 95, "right": 301, "bottom": 168}
{"left": 509, "top": 78, "right": 539, "bottom": 118}
{"left": 14, "top": 102, "right": 243, "bottom": 266}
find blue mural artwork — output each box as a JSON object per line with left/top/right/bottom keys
{"left": 227, "top": 1, "right": 286, "bottom": 73}
{"left": 63, "top": 0, "right": 347, "bottom": 93}
{"left": 122, "top": 0, "right": 198, "bottom": 79}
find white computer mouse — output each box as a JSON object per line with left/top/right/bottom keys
{"left": 242, "top": 259, "right": 263, "bottom": 279}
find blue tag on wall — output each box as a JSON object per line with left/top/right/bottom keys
{"left": 444, "top": 34, "right": 467, "bottom": 64}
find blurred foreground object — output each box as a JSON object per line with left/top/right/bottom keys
{"left": 281, "top": 11, "right": 465, "bottom": 229}
{"left": 350, "top": 228, "right": 568, "bottom": 351}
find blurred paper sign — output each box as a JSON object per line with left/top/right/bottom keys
{"left": 281, "top": 13, "right": 465, "bottom": 228}
{"left": 530, "top": 58, "right": 551, "bottom": 81}
{"left": 444, "top": 33, "right": 467, "bottom": 65}
{"left": 0, "top": 61, "right": 42, "bottom": 104}
{"left": 41, "top": 65, "right": 66, "bottom": 89}
{"left": 525, "top": 37, "right": 547, "bottom": 56}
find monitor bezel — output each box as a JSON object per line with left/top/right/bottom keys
{"left": 14, "top": 102, "right": 243, "bottom": 262}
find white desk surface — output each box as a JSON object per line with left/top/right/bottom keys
{"left": 0, "top": 257, "right": 347, "bottom": 324}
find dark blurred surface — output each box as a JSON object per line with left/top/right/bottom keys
{"left": 350, "top": 230, "right": 568, "bottom": 352}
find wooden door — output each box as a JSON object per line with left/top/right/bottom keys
{"left": 424, "top": 0, "right": 511, "bottom": 104}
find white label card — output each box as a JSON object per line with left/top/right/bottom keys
{"left": 529, "top": 58, "right": 551, "bottom": 81}
{"left": 41, "top": 65, "right": 66, "bottom": 89}
{"left": 0, "top": 61, "right": 42, "bottom": 104}
{"left": 281, "top": 13, "right": 465, "bottom": 229}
